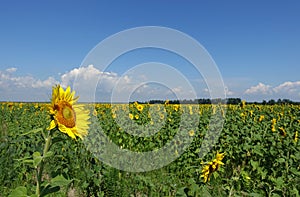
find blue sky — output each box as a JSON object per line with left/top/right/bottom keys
{"left": 0, "top": 0, "right": 300, "bottom": 102}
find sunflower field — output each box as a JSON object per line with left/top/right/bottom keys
{"left": 1, "top": 87, "right": 300, "bottom": 196}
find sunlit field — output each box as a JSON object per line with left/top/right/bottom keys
{"left": 1, "top": 99, "right": 300, "bottom": 196}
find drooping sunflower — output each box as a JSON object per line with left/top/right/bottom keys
{"left": 48, "top": 85, "right": 90, "bottom": 139}
{"left": 200, "top": 152, "right": 225, "bottom": 183}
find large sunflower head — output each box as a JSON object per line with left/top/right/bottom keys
{"left": 48, "top": 85, "right": 90, "bottom": 140}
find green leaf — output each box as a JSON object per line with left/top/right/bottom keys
{"left": 8, "top": 186, "right": 27, "bottom": 197}
{"left": 249, "top": 192, "right": 264, "bottom": 197}
{"left": 290, "top": 168, "right": 300, "bottom": 176}
{"left": 40, "top": 185, "right": 60, "bottom": 197}
{"left": 14, "top": 156, "right": 33, "bottom": 164}
{"left": 290, "top": 187, "right": 299, "bottom": 196}
{"left": 250, "top": 160, "right": 259, "bottom": 170}
{"left": 43, "top": 151, "right": 53, "bottom": 158}
{"left": 277, "top": 158, "right": 285, "bottom": 163}
{"left": 200, "top": 185, "right": 212, "bottom": 197}
{"left": 175, "top": 187, "right": 187, "bottom": 197}
{"left": 253, "top": 147, "right": 263, "bottom": 157}
{"left": 22, "top": 159, "right": 34, "bottom": 164}
{"left": 33, "top": 152, "right": 42, "bottom": 168}
{"left": 273, "top": 177, "right": 284, "bottom": 188}
{"left": 20, "top": 128, "right": 43, "bottom": 136}
{"left": 51, "top": 175, "right": 72, "bottom": 187}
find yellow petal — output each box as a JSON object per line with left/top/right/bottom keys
{"left": 59, "top": 85, "right": 64, "bottom": 100}
{"left": 65, "top": 86, "right": 71, "bottom": 99}
{"left": 66, "top": 130, "right": 77, "bottom": 139}
{"left": 48, "top": 120, "right": 57, "bottom": 130}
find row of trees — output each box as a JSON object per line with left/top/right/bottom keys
{"left": 252, "top": 99, "right": 299, "bottom": 105}
{"left": 147, "top": 98, "right": 299, "bottom": 105}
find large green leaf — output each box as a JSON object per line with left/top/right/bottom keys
{"left": 8, "top": 186, "right": 27, "bottom": 197}
{"left": 50, "top": 175, "right": 72, "bottom": 187}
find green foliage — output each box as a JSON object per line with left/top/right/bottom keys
{"left": 1, "top": 102, "right": 300, "bottom": 196}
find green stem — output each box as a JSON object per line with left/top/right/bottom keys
{"left": 36, "top": 130, "right": 52, "bottom": 196}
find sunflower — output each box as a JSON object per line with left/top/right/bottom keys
{"left": 259, "top": 115, "right": 264, "bottom": 122}
{"left": 200, "top": 162, "right": 212, "bottom": 183}
{"left": 189, "top": 129, "right": 195, "bottom": 137}
{"left": 48, "top": 85, "right": 90, "bottom": 140}
{"left": 129, "top": 113, "right": 134, "bottom": 120}
{"left": 136, "top": 104, "right": 144, "bottom": 112}
{"left": 200, "top": 152, "right": 225, "bottom": 183}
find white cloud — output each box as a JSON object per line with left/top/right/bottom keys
{"left": 61, "top": 65, "right": 200, "bottom": 102}
{"left": 244, "top": 81, "right": 300, "bottom": 101}
{"left": 60, "top": 65, "right": 136, "bottom": 102}
{"left": 244, "top": 82, "right": 273, "bottom": 95}
{"left": 6, "top": 67, "right": 17, "bottom": 73}
{"left": 1, "top": 65, "right": 299, "bottom": 102}
{"left": 0, "top": 67, "right": 59, "bottom": 101}
{"left": 0, "top": 68, "right": 58, "bottom": 89}
{"left": 32, "top": 77, "right": 58, "bottom": 88}
{"left": 273, "top": 81, "right": 300, "bottom": 94}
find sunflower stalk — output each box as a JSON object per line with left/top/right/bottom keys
{"left": 36, "top": 130, "right": 52, "bottom": 196}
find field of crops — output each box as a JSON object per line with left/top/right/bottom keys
{"left": 1, "top": 99, "right": 300, "bottom": 196}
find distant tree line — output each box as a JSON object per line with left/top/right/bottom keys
{"left": 248, "top": 99, "right": 299, "bottom": 105}
{"left": 146, "top": 98, "right": 300, "bottom": 105}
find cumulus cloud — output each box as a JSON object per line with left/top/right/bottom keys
{"left": 0, "top": 68, "right": 58, "bottom": 89}
{"left": 0, "top": 67, "right": 59, "bottom": 101}
{"left": 61, "top": 65, "right": 110, "bottom": 87}
{"left": 60, "top": 64, "right": 199, "bottom": 102}
{"left": 244, "top": 81, "right": 300, "bottom": 101}
{"left": 32, "top": 77, "right": 58, "bottom": 88}
{"left": 60, "top": 65, "right": 135, "bottom": 102}
{"left": 244, "top": 83, "right": 273, "bottom": 95}
{"left": 6, "top": 67, "right": 17, "bottom": 73}
{"left": 273, "top": 81, "right": 300, "bottom": 94}
{"left": 1, "top": 65, "right": 299, "bottom": 102}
